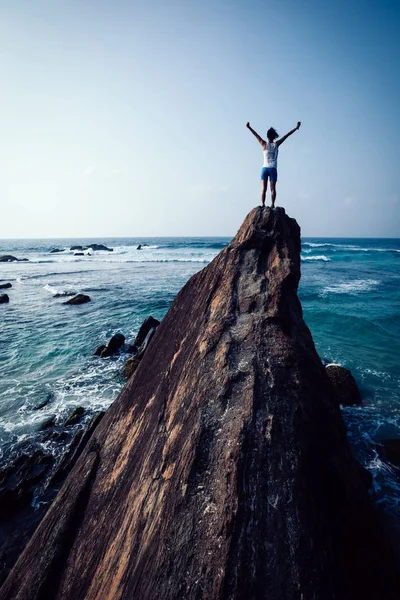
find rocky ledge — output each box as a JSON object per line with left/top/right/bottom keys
{"left": 1, "top": 207, "right": 399, "bottom": 600}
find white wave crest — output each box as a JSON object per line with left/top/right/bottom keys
{"left": 322, "top": 279, "right": 380, "bottom": 295}
{"left": 301, "top": 255, "right": 331, "bottom": 262}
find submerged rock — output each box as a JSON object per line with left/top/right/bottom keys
{"left": 0, "top": 256, "right": 28, "bottom": 262}
{"left": 0, "top": 295, "right": 9, "bottom": 304}
{"left": 326, "top": 364, "right": 362, "bottom": 406}
{"left": 377, "top": 439, "right": 400, "bottom": 470}
{"left": 1, "top": 207, "right": 399, "bottom": 600}
{"left": 63, "top": 294, "right": 91, "bottom": 305}
{"left": 0, "top": 451, "right": 53, "bottom": 518}
{"left": 0, "top": 283, "right": 11, "bottom": 289}
{"left": 64, "top": 407, "right": 85, "bottom": 427}
{"left": 98, "top": 333, "right": 125, "bottom": 358}
{"left": 88, "top": 244, "right": 113, "bottom": 252}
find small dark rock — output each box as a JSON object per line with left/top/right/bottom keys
{"left": 50, "top": 249, "right": 64, "bottom": 253}
{"left": 0, "top": 255, "right": 27, "bottom": 263}
{"left": 64, "top": 406, "right": 85, "bottom": 427}
{"left": 137, "top": 245, "right": 142, "bottom": 250}
{"left": 377, "top": 439, "right": 400, "bottom": 470}
{"left": 126, "top": 344, "right": 138, "bottom": 354}
{"left": 74, "top": 252, "right": 85, "bottom": 256}
{"left": 0, "top": 294, "right": 9, "bottom": 304}
{"left": 94, "top": 344, "right": 107, "bottom": 356}
{"left": 100, "top": 333, "right": 125, "bottom": 358}
{"left": 64, "top": 294, "right": 91, "bottom": 305}
{"left": 53, "top": 292, "right": 76, "bottom": 298}
{"left": 326, "top": 364, "right": 362, "bottom": 406}
{"left": 132, "top": 316, "right": 160, "bottom": 348}
{"left": 0, "top": 283, "right": 11, "bottom": 289}
{"left": 89, "top": 244, "right": 113, "bottom": 252}
{"left": 0, "top": 451, "right": 53, "bottom": 518}
{"left": 39, "top": 418, "right": 56, "bottom": 431}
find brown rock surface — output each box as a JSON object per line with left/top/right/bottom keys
{"left": 1, "top": 207, "right": 398, "bottom": 600}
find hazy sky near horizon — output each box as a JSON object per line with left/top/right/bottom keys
{"left": 1, "top": 0, "right": 399, "bottom": 238}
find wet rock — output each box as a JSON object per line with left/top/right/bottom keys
{"left": 326, "top": 364, "right": 362, "bottom": 406}
{"left": 2, "top": 208, "right": 399, "bottom": 600}
{"left": 132, "top": 316, "right": 160, "bottom": 348}
{"left": 0, "top": 295, "right": 9, "bottom": 304}
{"left": 377, "top": 439, "right": 400, "bottom": 470}
{"left": 64, "top": 407, "right": 85, "bottom": 427}
{"left": 137, "top": 244, "right": 142, "bottom": 250}
{"left": 0, "top": 283, "right": 11, "bottom": 289}
{"left": 53, "top": 292, "right": 76, "bottom": 298}
{"left": 50, "top": 249, "right": 64, "bottom": 253}
{"left": 100, "top": 333, "right": 125, "bottom": 358}
{"left": 50, "top": 412, "right": 105, "bottom": 486}
{"left": 74, "top": 252, "right": 84, "bottom": 256}
{"left": 0, "top": 451, "right": 53, "bottom": 518}
{"left": 0, "top": 256, "right": 28, "bottom": 262}
{"left": 64, "top": 294, "right": 91, "bottom": 305}
{"left": 39, "top": 418, "right": 56, "bottom": 431}
{"left": 123, "top": 327, "right": 156, "bottom": 378}
{"left": 88, "top": 244, "right": 113, "bottom": 252}
{"left": 70, "top": 245, "right": 87, "bottom": 251}
{"left": 94, "top": 344, "right": 106, "bottom": 357}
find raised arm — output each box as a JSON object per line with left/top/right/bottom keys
{"left": 246, "top": 122, "right": 266, "bottom": 148}
{"left": 276, "top": 121, "right": 301, "bottom": 147}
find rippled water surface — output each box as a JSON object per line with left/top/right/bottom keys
{"left": 1, "top": 234, "right": 399, "bottom": 520}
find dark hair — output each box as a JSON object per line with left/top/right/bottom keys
{"left": 267, "top": 127, "right": 278, "bottom": 141}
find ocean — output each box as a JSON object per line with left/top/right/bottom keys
{"left": 0, "top": 234, "right": 399, "bottom": 525}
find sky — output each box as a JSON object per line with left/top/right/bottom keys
{"left": 1, "top": 0, "right": 399, "bottom": 238}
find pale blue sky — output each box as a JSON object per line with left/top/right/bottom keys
{"left": 1, "top": 0, "right": 399, "bottom": 237}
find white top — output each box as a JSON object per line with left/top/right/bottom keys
{"left": 262, "top": 141, "right": 279, "bottom": 169}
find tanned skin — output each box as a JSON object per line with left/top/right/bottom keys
{"left": 246, "top": 121, "right": 301, "bottom": 207}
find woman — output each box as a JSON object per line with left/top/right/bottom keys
{"left": 246, "top": 121, "right": 301, "bottom": 208}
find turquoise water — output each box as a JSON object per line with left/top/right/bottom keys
{"left": 0, "top": 235, "right": 399, "bottom": 518}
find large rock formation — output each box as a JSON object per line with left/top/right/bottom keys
{"left": 1, "top": 207, "right": 399, "bottom": 600}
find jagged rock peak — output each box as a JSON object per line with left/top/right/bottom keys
{"left": 1, "top": 207, "right": 398, "bottom": 600}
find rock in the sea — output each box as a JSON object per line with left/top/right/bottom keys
{"left": 39, "top": 418, "right": 56, "bottom": 431}
{"left": 1, "top": 207, "right": 399, "bottom": 600}
{"left": 74, "top": 252, "right": 84, "bottom": 256}
{"left": 0, "top": 451, "right": 53, "bottom": 518}
{"left": 88, "top": 244, "right": 113, "bottom": 252}
{"left": 64, "top": 407, "right": 85, "bottom": 427}
{"left": 377, "top": 439, "right": 400, "bottom": 470}
{"left": 98, "top": 333, "right": 125, "bottom": 358}
{"left": 123, "top": 326, "right": 157, "bottom": 378}
{"left": 94, "top": 344, "right": 106, "bottom": 356}
{"left": 0, "top": 283, "right": 11, "bottom": 289}
{"left": 131, "top": 315, "right": 160, "bottom": 348}
{"left": 0, "top": 294, "right": 9, "bottom": 304}
{"left": 137, "top": 244, "right": 142, "bottom": 250}
{"left": 0, "top": 255, "right": 28, "bottom": 262}
{"left": 50, "top": 249, "right": 64, "bottom": 253}
{"left": 63, "top": 294, "right": 91, "bottom": 305}
{"left": 70, "top": 245, "right": 87, "bottom": 251}
{"left": 326, "top": 364, "right": 362, "bottom": 406}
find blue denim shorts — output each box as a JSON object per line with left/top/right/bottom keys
{"left": 261, "top": 167, "right": 278, "bottom": 181}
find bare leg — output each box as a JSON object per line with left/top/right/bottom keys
{"left": 261, "top": 178, "right": 268, "bottom": 206}
{"left": 270, "top": 180, "right": 277, "bottom": 208}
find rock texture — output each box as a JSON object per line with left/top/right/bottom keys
{"left": 1, "top": 207, "right": 399, "bottom": 600}
{"left": 0, "top": 294, "right": 9, "bottom": 304}
{"left": 326, "top": 364, "right": 362, "bottom": 406}
{"left": 0, "top": 283, "right": 11, "bottom": 289}
{"left": 63, "top": 294, "right": 91, "bottom": 305}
